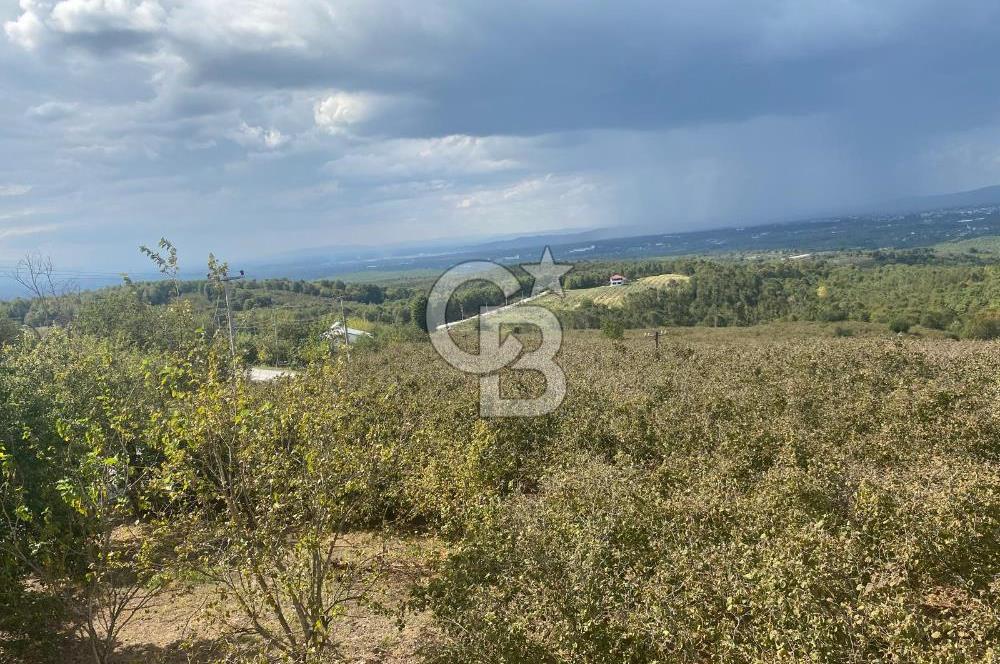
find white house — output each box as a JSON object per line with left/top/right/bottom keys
{"left": 322, "top": 321, "right": 372, "bottom": 345}
{"left": 609, "top": 273, "right": 626, "bottom": 286}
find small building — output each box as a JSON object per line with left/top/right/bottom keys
{"left": 609, "top": 274, "right": 626, "bottom": 286}
{"left": 322, "top": 321, "right": 372, "bottom": 345}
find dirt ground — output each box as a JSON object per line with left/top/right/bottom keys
{"left": 99, "top": 585, "right": 435, "bottom": 663}
{"left": 40, "top": 534, "right": 443, "bottom": 664}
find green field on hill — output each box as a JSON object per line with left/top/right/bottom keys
{"left": 933, "top": 234, "right": 1000, "bottom": 255}
{"left": 545, "top": 272, "right": 690, "bottom": 308}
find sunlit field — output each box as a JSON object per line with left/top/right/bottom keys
{"left": 541, "top": 273, "right": 691, "bottom": 309}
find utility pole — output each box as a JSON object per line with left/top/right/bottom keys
{"left": 339, "top": 297, "right": 350, "bottom": 360}
{"left": 209, "top": 269, "right": 245, "bottom": 362}
{"left": 272, "top": 309, "right": 278, "bottom": 366}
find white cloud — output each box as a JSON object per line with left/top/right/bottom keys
{"left": 26, "top": 100, "right": 79, "bottom": 121}
{"left": 0, "top": 184, "right": 33, "bottom": 197}
{"left": 4, "top": 0, "right": 1000, "bottom": 267}
{"left": 0, "top": 222, "right": 61, "bottom": 241}
{"left": 166, "top": 0, "right": 330, "bottom": 53}
{"left": 313, "top": 92, "right": 377, "bottom": 134}
{"left": 326, "top": 134, "right": 523, "bottom": 179}
{"left": 445, "top": 174, "right": 598, "bottom": 211}
{"left": 4, "top": 0, "right": 47, "bottom": 49}
{"left": 233, "top": 121, "right": 289, "bottom": 150}
{"left": 49, "top": 0, "right": 165, "bottom": 34}
{"left": 5, "top": 0, "right": 165, "bottom": 50}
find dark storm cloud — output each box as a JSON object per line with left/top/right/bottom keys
{"left": 3, "top": 0, "right": 1000, "bottom": 270}
{"left": 161, "top": 1, "right": 1000, "bottom": 138}
{"left": 12, "top": 1, "right": 1000, "bottom": 140}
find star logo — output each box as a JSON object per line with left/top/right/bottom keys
{"left": 521, "top": 246, "right": 572, "bottom": 297}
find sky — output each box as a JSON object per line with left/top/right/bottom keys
{"left": 2, "top": 0, "right": 1000, "bottom": 274}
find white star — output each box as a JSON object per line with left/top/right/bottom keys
{"left": 521, "top": 246, "right": 572, "bottom": 297}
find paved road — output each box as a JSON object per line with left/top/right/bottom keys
{"left": 434, "top": 290, "right": 550, "bottom": 331}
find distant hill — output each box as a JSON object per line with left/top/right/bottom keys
{"left": 873, "top": 184, "right": 1000, "bottom": 214}
{"left": 243, "top": 185, "right": 1000, "bottom": 280}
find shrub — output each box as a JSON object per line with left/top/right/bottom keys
{"left": 6, "top": 305, "right": 1000, "bottom": 662}
{"left": 601, "top": 319, "right": 625, "bottom": 340}
{"left": 152, "top": 359, "right": 402, "bottom": 661}
{"left": 818, "top": 307, "right": 848, "bottom": 322}
{"left": 423, "top": 451, "right": 1000, "bottom": 663}
{"left": 0, "top": 318, "right": 19, "bottom": 347}
{"left": 417, "top": 336, "right": 1000, "bottom": 663}
{"left": 920, "top": 309, "right": 956, "bottom": 330}
{"left": 889, "top": 318, "right": 911, "bottom": 334}
{"left": 0, "top": 331, "right": 165, "bottom": 663}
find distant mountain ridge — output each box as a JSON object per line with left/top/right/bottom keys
{"left": 246, "top": 183, "right": 1000, "bottom": 276}
{"left": 873, "top": 184, "right": 1000, "bottom": 215}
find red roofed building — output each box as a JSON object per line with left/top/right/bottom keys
{"left": 609, "top": 274, "right": 625, "bottom": 286}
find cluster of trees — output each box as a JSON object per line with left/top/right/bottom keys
{"left": 226, "top": 278, "right": 401, "bottom": 307}
{"left": 89, "top": 276, "right": 403, "bottom": 309}
{"left": 7, "top": 251, "right": 1000, "bottom": 381}
{"left": 0, "top": 260, "right": 422, "bottom": 327}
{"left": 555, "top": 256, "right": 1000, "bottom": 338}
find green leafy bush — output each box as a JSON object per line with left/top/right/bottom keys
{"left": 601, "top": 318, "right": 625, "bottom": 340}
{"left": 417, "top": 336, "right": 1000, "bottom": 662}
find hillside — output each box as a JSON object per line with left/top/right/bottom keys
{"left": 544, "top": 273, "right": 690, "bottom": 309}
{"left": 4, "top": 253, "right": 1000, "bottom": 662}
{"left": 6, "top": 327, "right": 999, "bottom": 662}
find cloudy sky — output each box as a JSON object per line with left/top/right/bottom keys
{"left": 2, "top": 0, "right": 1000, "bottom": 272}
